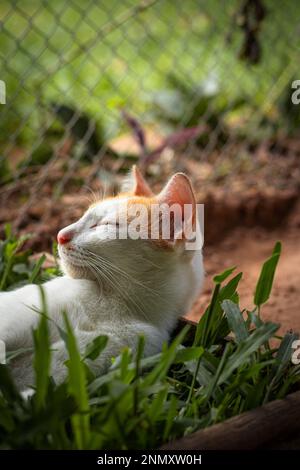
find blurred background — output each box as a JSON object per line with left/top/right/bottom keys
{"left": 0, "top": 0, "right": 299, "bottom": 329}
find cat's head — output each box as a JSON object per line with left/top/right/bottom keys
{"left": 57, "top": 167, "right": 203, "bottom": 322}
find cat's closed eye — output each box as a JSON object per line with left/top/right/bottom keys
{"left": 90, "top": 221, "right": 120, "bottom": 229}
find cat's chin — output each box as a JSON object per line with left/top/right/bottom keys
{"left": 58, "top": 253, "right": 95, "bottom": 281}
{"left": 62, "top": 263, "right": 94, "bottom": 280}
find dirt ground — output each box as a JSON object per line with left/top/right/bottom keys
{"left": 188, "top": 203, "right": 300, "bottom": 334}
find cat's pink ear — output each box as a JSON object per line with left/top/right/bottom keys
{"left": 130, "top": 165, "right": 153, "bottom": 197}
{"left": 157, "top": 173, "right": 196, "bottom": 239}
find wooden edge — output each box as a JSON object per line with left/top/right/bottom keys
{"left": 161, "top": 390, "right": 300, "bottom": 450}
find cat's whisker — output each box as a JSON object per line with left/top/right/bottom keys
{"left": 83, "top": 249, "right": 176, "bottom": 315}
{"left": 82, "top": 185, "right": 103, "bottom": 205}
{"left": 84, "top": 261, "right": 110, "bottom": 307}
{"left": 86, "top": 258, "right": 143, "bottom": 320}
{"left": 82, "top": 252, "right": 170, "bottom": 321}
{"left": 64, "top": 246, "right": 173, "bottom": 314}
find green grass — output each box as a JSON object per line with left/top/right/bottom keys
{"left": 0, "top": 224, "right": 59, "bottom": 291}
{"left": 0, "top": 0, "right": 299, "bottom": 154}
{"left": 0, "top": 229, "right": 299, "bottom": 449}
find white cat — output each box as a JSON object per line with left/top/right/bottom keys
{"left": 0, "top": 167, "right": 204, "bottom": 391}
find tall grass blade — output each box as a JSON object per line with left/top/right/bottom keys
{"left": 62, "top": 312, "right": 90, "bottom": 449}
{"left": 33, "top": 287, "right": 51, "bottom": 410}
{"left": 254, "top": 241, "right": 281, "bottom": 307}
{"left": 222, "top": 299, "right": 249, "bottom": 343}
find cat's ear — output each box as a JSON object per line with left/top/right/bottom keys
{"left": 122, "top": 165, "right": 153, "bottom": 196}
{"left": 157, "top": 173, "right": 196, "bottom": 242}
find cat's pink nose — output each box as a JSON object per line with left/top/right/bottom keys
{"left": 57, "top": 230, "right": 73, "bottom": 245}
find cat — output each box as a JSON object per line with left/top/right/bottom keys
{"left": 0, "top": 166, "right": 204, "bottom": 391}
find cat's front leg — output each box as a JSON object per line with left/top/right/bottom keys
{"left": 20, "top": 331, "right": 125, "bottom": 389}
{"left": 49, "top": 331, "right": 113, "bottom": 384}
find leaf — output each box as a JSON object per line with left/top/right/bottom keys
{"left": 83, "top": 336, "right": 108, "bottom": 361}
{"left": 213, "top": 266, "right": 236, "bottom": 284}
{"left": 194, "top": 283, "right": 221, "bottom": 347}
{"left": 29, "top": 254, "right": 46, "bottom": 283}
{"left": 5, "top": 347, "right": 35, "bottom": 364}
{"left": 222, "top": 300, "right": 249, "bottom": 343}
{"left": 262, "top": 330, "right": 299, "bottom": 404}
{"left": 0, "top": 365, "right": 21, "bottom": 402}
{"left": 148, "top": 387, "right": 168, "bottom": 422}
{"left": 247, "top": 309, "right": 263, "bottom": 328}
{"left": 12, "top": 263, "right": 29, "bottom": 275}
{"left": 218, "top": 322, "right": 279, "bottom": 385}
{"left": 204, "top": 342, "right": 232, "bottom": 404}
{"left": 33, "top": 287, "right": 51, "bottom": 410}
{"left": 4, "top": 223, "right": 12, "bottom": 240}
{"left": 62, "top": 312, "right": 90, "bottom": 449}
{"left": 163, "top": 395, "right": 178, "bottom": 441}
{"left": 144, "top": 324, "right": 190, "bottom": 386}
{"left": 174, "top": 346, "right": 204, "bottom": 364}
{"left": 273, "top": 331, "right": 299, "bottom": 377}
{"left": 195, "top": 271, "right": 243, "bottom": 346}
{"left": 264, "top": 330, "right": 300, "bottom": 403}
{"left": 254, "top": 241, "right": 281, "bottom": 306}
{"left": 219, "top": 272, "right": 243, "bottom": 300}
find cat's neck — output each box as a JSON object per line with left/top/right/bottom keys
{"left": 60, "top": 270, "right": 178, "bottom": 332}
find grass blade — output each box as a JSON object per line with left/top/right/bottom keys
{"left": 62, "top": 312, "right": 90, "bottom": 449}
{"left": 144, "top": 324, "right": 190, "bottom": 385}
{"left": 33, "top": 287, "right": 51, "bottom": 410}
{"left": 218, "top": 322, "right": 279, "bottom": 385}
{"left": 29, "top": 254, "right": 46, "bottom": 283}
{"left": 254, "top": 241, "right": 281, "bottom": 307}
{"left": 213, "top": 266, "right": 236, "bottom": 284}
{"left": 204, "top": 342, "right": 232, "bottom": 404}
{"left": 83, "top": 336, "right": 108, "bottom": 361}
{"left": 222, "top": 299, "right": 249, "bottom": 343}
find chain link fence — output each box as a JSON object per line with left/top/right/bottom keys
{"left": 0, "top": 0, "right": 300, "bottom": 249}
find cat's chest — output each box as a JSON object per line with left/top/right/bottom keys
{"left": 45, "top": 277, "right": 120, "bottom": 332}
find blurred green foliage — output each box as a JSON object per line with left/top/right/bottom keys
{"left": 0, "top": 0, "right": 299, "bottom": 161}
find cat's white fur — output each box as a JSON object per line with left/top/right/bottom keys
{"left": 0, "top": 168, "right": 204, "bottom": 391}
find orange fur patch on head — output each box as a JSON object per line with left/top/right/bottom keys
{"left": 89, "top": 169, "right": 196, "bottom": 250}
{"left": 126, "top": 195, "right": 176, "bottom": 249}
{"left": 89, "top": 192, "right": 132, "bottom": 208}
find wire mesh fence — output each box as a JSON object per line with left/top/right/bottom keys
{"left": 0, "top": 0, "right": 300, "bottom": 249}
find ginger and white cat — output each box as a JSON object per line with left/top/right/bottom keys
{"left": 0, "top": 167, "right": 204, "bottom": 391}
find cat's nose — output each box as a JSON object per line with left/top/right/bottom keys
{"left": 57, "top": 230, "right": 73, "bottom": 245}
